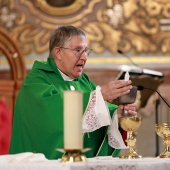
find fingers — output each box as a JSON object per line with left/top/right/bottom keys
{"left": 124, "top": 103, "right": 136, "bottom": 110}
{"left": 111, "top": 80, "right": 132, "bottom": 89}
{"left": 127, "top": 110, "right": 137, "bottom": 116}
{"left": 111, "top": 80, "right": 132, "bottom": 98}
{"left": 115, "top": 85, "right": 132, "bottom": 96}
{"left": 101, "top": 80, "right": 132, "bottom": 101}
{"left": 124, "top": 103, "right": 137, "bottom": 116}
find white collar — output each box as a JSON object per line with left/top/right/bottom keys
{"left": 58, "top": 68, "right": 74, "bottom": 81}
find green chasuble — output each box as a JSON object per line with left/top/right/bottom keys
{"left": 9, "top": 58, "right": 118, "bottom": 159}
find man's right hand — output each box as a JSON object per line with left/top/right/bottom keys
{"left": 100, "top": 80, "right": 132, "bottom": 102}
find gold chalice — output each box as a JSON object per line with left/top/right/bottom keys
{"left": 155, "top": 123, "right": 170, "bottom": 158}
{"left": 117, "top": 86, "right": 142, "bottom": 158}
{"left": 119, "top": 116, "right": 142, "bottom": 159}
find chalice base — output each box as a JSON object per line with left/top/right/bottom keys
{"left": 155, "top": 123, "right": 170, "bottom": 158}
{"left": 159, "top": 150, "right": 170, "bottom": 158}
{"left": 120, "top": 149, "right": 142, "bottom": 159}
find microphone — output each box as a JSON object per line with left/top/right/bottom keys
{"left": 117, "top": 50, "right": 141, "bottom": 68}
{"left": 137, "top": 85, "right": 170, "bottom": 108}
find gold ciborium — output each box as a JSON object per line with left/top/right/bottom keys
{"left": 155, "top": 123, "right": 170, "bottom": 158}
{"left": 119, "top": 116, "right": 142, "bottom": 159}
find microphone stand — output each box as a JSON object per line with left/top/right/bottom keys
{"left": 137, "top": 85, "right": 170, "bottom": 157}
{"left": 144, "top": 87, "right": 170, "bottom": 156}
{"left": 155, "top": 97, "right": 160, "bottom": 157}
{"left": 145, "top": 87, "right": 161, "bottom": 157}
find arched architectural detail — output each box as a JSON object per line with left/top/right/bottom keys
{"left": 0, "top": 28, "right": 26, "bottom": 113}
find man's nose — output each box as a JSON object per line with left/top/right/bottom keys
{"left": 79, "top": 50, "right": 87, "bottom": 59}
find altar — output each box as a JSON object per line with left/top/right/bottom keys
{"left": 0, "top": 153, "right": 170, "bottom": 170}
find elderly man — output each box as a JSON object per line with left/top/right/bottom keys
{"left": 10, "top": 25, "right": 136, "bottom": 159}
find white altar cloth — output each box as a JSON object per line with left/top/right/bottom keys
{"left": 0, "top": 153, "right": 170, "bottom": 170}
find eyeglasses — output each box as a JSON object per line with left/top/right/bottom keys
{"left": 60, "top": 47, "right": 92, "bottom": 58}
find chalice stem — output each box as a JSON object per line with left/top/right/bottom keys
{"left": 129, "top": 131, "right": 133, "bottom": 139}
{"left": 127, "top": 131, "right": 135, "bottom": 150}
{"left": 166, "top": 146, "right": 170, "bottom": 152}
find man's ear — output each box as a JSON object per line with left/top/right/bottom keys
{"left": 53, "top": 47, "right": 62, "bottom": 60}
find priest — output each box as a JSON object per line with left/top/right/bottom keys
{"left": 9, "top": 25, "right": 136, "bottom": 159}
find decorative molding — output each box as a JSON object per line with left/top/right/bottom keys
{"left": 0, "top": 0, "right": 170, "bottom": 58}
{"left": 35, "top": 0, "right": 86, "bottom": 15}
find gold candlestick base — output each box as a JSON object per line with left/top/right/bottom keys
{"left": 57, "top": 148, "right": 90, "bottom": 163}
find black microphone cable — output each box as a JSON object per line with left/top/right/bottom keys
{"left": 117, "top": 50, "right": 141, "bottom": 68}
{"left": 137, "top": 85, "right": 170, "bottom": 108}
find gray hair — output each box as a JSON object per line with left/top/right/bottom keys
{"left": 49, "top": 25, "right": 86, "bottom": 57}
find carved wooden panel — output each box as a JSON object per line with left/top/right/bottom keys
{"left": 1, "top": 0, "right": 170, "bottom": 56}
{"left": 0, "top": 80, "right": 14, "bottom": 111}
{"left": 0, "top": 28, "right": 26, "bottom": 113}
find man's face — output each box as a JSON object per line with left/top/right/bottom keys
{"left": 55, "top": 36, "right": 88, "bottom": 79}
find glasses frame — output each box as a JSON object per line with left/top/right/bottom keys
{"left": 60, "top": 47, "right": 92, "bottom": 58}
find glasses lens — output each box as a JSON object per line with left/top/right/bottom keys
{"left": 75, "top": 48, "right": 92, "bottom": 57}
{"left": 86, "top": 48, "right": 92, "bottom": 56}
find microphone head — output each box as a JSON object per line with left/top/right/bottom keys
{"left": 117, "top": 50, "right": 123, "bottom": 54}
{"left": 137, "top": 85, "right": 144, "bottom": 91}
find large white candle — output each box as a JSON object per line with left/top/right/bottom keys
{"left": 63, "top": 90, "right": 83, "bottom": 149}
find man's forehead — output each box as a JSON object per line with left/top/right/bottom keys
{"left": 66, "top": 36, "right": 87, "bottom": 47}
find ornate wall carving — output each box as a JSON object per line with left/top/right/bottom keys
{"left": 1, "top": 0, "right": 170, "bottom": 57}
